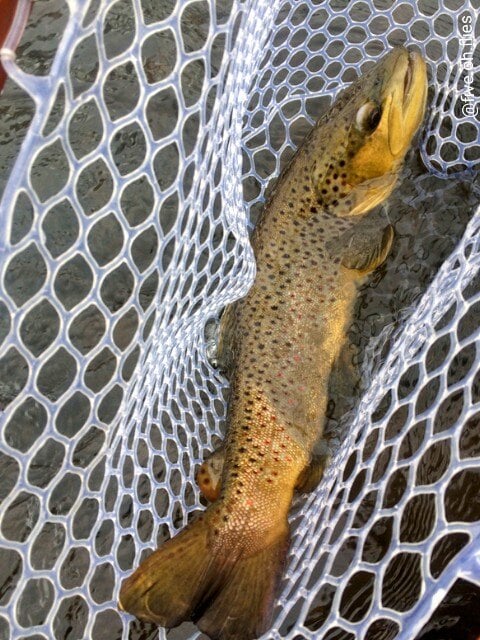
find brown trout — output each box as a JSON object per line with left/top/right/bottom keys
{"left": 119, "top": 46, "right": 427, "bottom": 639}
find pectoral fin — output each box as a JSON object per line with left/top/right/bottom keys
{"left": 341, "top": 223, "right": 394, "bottom": 274}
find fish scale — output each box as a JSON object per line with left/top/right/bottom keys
{"left": 225, "top": 219, "right": 354, "bottom": 442}
{"left": 120, "top": 45, "right": 427, "bottom": 640}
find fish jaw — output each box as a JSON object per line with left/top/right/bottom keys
{"left": 386, "top": 49, "right": 428, "bottom": 159}
{"left": 347, "top": 47, "right": 428, "bottom": 208}
{"left": 310, "top": 46, "right": 428, "bottom": 217}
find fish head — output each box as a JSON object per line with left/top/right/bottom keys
{"left": 312, "top": 46, "right": 428, "bottom": 216}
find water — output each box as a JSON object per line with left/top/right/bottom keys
{"left": 0, "top": 1, "right": 479, "bottom": 639}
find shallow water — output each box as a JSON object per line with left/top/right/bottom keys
{"left": 0, "top": 1, "right": 479, "bottom": 639}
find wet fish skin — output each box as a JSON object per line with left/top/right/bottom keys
{"left": 119, "top": 46, "right": 427, "bottom": 640}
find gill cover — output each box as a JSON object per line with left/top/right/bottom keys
{"left": 311, "top": 46, "right": 427, "bottom": 216}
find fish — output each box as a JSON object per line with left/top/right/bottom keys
{"left": 118, "top": 45, "right": 428, "bottom": 640}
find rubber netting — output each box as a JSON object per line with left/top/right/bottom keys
{"left": 0, "top": 1, "right": 479, "bottom": 639}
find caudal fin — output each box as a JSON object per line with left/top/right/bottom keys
{"left": 118, "top": 508, "right": 289, "bottom": 640}
{"left": 119, "top": 513, "right": 213, "bottom": 628}
{"left": 195, "top": 532, "right": 289, "bottom": 640}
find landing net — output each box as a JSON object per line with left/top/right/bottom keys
{"left": 0, "top": 1, "right": 479, "bottom": 639}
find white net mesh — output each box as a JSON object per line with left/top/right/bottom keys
{"left": 0, "top": 1, "right": 479, "bottom": 639}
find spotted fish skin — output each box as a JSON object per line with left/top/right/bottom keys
{"left": 119, "top": 46, "right": 427, "bottom": 640}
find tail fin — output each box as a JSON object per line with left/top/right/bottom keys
{"left": 195, "top": 532, "right": 289, "bottom": 640}
{"left": 119, "top": 513, "right": 213, "bottom": 628}
{"left": 119, "top": 508, "right": 289, "bottom": 640}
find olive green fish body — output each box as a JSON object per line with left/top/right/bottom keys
{"left": 119, "top": 46, "right": 427, "bottom": 640}
{"left": 218, "top": 205, "right": 358, "bottom": 502}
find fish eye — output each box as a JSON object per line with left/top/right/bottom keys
{"left": 355, "top": 102, "right": 382, "bottom": 133}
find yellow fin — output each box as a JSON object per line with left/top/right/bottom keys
{"left": 119, "top": 514, "right": 214, "bottom": 628}
{"left": 119, "top": 507, "right": 290, "bottom": 640}
{"left": 195, "top": 530, "right": 290, "bottom": 640}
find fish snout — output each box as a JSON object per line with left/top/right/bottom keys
{"left": 387, "top": 47, "right": 427, "bottom": 158}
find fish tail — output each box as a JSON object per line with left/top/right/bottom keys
{"left": 118, "top": 511, "right": 213, "bottom": 628}
{"left": 118, "top": 505, "right": 290, "bottom": 640}
{"left": 195, "top": 527, "right": 290, "bottom": 640}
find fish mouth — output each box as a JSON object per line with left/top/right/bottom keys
{"left": 387, "top": 47, "right": 427, "bottom": 157}
{"left": 403, "top": 53, "right": 414, "bottom": 102}
{"left": 402, "top": 50, "right": 425, "bottom": 107}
